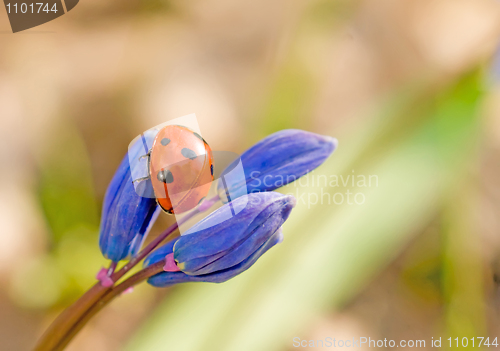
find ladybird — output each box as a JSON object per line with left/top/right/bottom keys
{"left": 147, "top": 125, "right": 214, "bottom": 214}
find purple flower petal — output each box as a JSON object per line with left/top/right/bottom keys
{"left": 217, "top": 129, "right": 337, "bottom": 202}
{"left": 99, "top": 134, "right": 160, "bottom": 262}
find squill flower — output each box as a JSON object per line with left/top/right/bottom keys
{"left": 34, "top": 128, "right": 338, "bottom": 351}
{"left": 144, "top": 192, "right": 295, "bottom": 287}
{"left": 99, "top": 131, "right": 160, "bottom": 262}
{"left": 217, "top": 129, "right": 337, "bottom": 202}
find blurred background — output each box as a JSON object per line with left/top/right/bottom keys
{"left": 1, "top": 0, "right": 500, "bottom": 350}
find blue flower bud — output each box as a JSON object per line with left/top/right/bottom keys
{"left": 217, "top": 129, "right": 337, "bottom": 202}
{"left": 99, "top": 132, "right": 160, "bottom": 262}
{"left": 146, "top": 230, "right": 283, "bottom": 287}
{"left": 144, "top": 192, "right": 294, "bottom": 287}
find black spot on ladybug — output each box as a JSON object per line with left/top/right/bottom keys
{"left": 198, "top": 197, "right": 205, "bottom": 205}
{"left": 210, "top": 164, "right": 214, "bottom": 176}
{"left": 181, "top": 148, "right": 197, "bottom": 160}
{"left": 160, "top": 138, "right": 171, "bottom": 146}
{"left": 157, "top": 169, "right": 174, "bottom": 184}
{"left": 193, "top": 132, "right": 205, "bottom": 142}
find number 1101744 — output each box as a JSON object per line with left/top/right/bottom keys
{"left": 6, "top": 3, "right": 58, "bottom": 14}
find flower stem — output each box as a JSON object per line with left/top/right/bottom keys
{"left": 52, "top": 261, "right": 166, "bottom": 351}
{"left": 34, "top": 195, "right": 219, "bottom": 351}
{"left": 34, "top": 221, "right": 179, "bottom": 351}
{"left": 34, "top": 283, "right": 110, "bottom": 351}
{"left": 107, "top": 261, "right": 117, "bottom": 276}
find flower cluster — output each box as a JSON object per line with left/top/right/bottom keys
{"left": 98, "top": 129, "right": 337, "bottom": 286}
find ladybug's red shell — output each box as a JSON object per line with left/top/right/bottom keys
{"left": 149, "top": 125, "right": 214, "bottom": 214}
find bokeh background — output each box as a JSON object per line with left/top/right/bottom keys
{"left": 1, "top": 0, "right": 500, "bottom": 350}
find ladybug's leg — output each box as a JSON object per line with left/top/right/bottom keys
{"left": 132, "top": 175, "right": 151, "bottom": 183}
{"left": 138, "top": 149, "right": 152, "bottom": 171}
{"left": 138, "top": 149, "right": 151, "bottom": 161}
{"left": 133, "top": 148, "right": 152, "bottom": 184}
